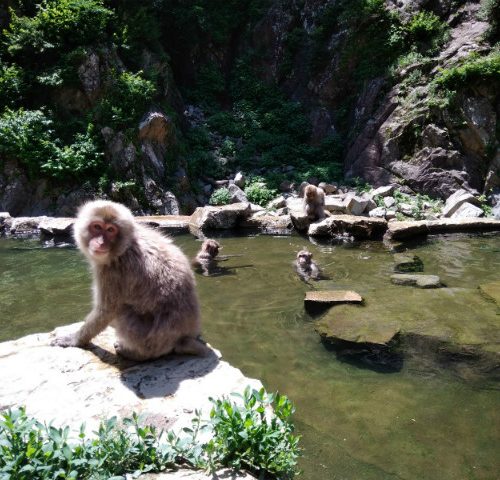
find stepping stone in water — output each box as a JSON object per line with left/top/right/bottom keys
{"left": 305, "top": 290, "right": 363, "bottom": 305}
{"left": 391, "top": 274, "right": 442, "bottom": 288}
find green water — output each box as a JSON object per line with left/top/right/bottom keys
{"left": 1, "top": 233, "right": 499, "bottom": 480}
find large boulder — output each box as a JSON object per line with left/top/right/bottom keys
{"left": 442, "top": 189, "right": 481, "bottom": 217}
{"left": 189, "top": 203, "right": 251, "bottom": 232}
{"left": 0, "top": 323, "right": 262, "bottom": 440}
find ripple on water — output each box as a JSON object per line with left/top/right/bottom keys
{"left": 1, "top": 233, "right": 499, "bottom": 480}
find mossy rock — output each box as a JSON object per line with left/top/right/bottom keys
{"left": 393, "top": 253, "right": 424, "bottom": 272}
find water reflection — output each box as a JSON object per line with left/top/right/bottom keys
{"left": 0, "top": 233, "right": 499, "bottom": 480}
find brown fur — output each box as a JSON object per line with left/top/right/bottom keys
{"left": 294, "top": 249, "right": 321, "bottom": 282}
{"left": 51, "top": 200, "right": 209, "bottom": 361}
{"left": 192, "top": 239, "right": 221, "bottom": 276}
{"left": 303, "top": 184, "right": 327, "bottom": 221}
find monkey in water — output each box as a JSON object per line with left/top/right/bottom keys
{"left": 51, "top": 200, "right": 210, "bottom": 361}
{"left": 192, "top": 239, "right": 222, "bottom": 276}
{"left": 294, "top": 249, "right": 321, "bottom": 283}
{"left": 303, "top": 184, "right": 329, "bottom": 222}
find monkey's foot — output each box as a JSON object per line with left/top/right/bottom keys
{"left": 113, "top": 341, "right": 151, "bottom": 362}
{"left": 174, "top": 336, "right": 211, "bottom": 357}
{"left": 51, "top": 334, "right": 80, "bottom": 348}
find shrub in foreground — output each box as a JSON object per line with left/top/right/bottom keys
{"left": 0, "top": 387, "right": 300, "bottom": 479}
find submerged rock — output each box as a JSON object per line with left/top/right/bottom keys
{"left": 314, "top": 287, "right": 500, "bottom": 379}
{"left": 479, "top": 281, "right": 500, "bottom": 306}
{"left": 391, "top": 273, "right": 442, "bottom": 288}
{"left": 393, "top": 254, "right": 424, "bottom": 273}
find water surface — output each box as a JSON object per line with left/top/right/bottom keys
{"left": 0, "top": 233, "right": 499, "bottom": 480}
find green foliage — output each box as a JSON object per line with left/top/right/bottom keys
{"left": 0, "top": 108, "right": 103, "bottom": 179}
{"left": 0, "top": 62, "right": 24, "bottom": 107}
{"left": 95, "top": 71, "right": 156, "bottom": 130}
{"left": 244, "top": 177, "right": 277, "bottom": 206}
{"left": 435, "top": 52, "right": 500, "bottom": 90}
{"left": 209, "top": 187, "right": 231, "bottom": 205}
{"left": 478, "top": 194, "right": 494, "bottom": 216}
{"left": 4, "top": 0, "right": 113, "bottom": 58}
{"left": 188, "top": 62, "right": 226, "bottom": 109}
{"left": 0, "top": 389, "right": 300, "bottom": 479}
{"left": 403, "top": 11, "right": 448, "bottom": 52}
{"left": 205, "top": 386, "right": 300, "bottom": 478}
{"left": 42, "top": 125, "right": 103, "bottom": 179}
{"left": 480, "top": 0, "right": 500, "bottom": 40}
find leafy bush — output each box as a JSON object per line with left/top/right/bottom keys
{"left": 205, "top": 387, "right": 300, "bottom": 478}
{"left": 0, "top": 387, "right": 300, "bottom": 479}
{"left": 404, "top": 11, "right": 448, "bottom": 50}
{"left": 0, "top": 108, "right": 56, "bottom": 176}
{"left": 209, "top": 187, "right": 231, "bottom": 205}
{"left": 0, "top": 62, "right": 24, "bottom": 107}
{"left": 95, "top": 71, "right": 156, "bottom": 130}
{"left": 435, "top": 52, "right": 500, "bottom": 89}
{"left": 42, "top": 125, "right": 103, "bottom": 179}
{"left": 0, "top": 108, "right": 103, "bottom": 179}
{"left": 480, "top": 0, "right": 500, "bottom": 40}
{"left": 244, "top": 178, "right": 277, "bottom": 206}
{"left": 4, "top": 0, "right": 113, "bottom": 58}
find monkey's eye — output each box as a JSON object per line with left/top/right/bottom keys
{"left": 106, "top": 225, "right": 117, "bottom": 234}
{"left": 91, "top": 223, "right": 102, "bottom": 231}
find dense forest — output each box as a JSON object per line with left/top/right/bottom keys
{"left": 0, "top": 0, "right": 498, "bottom": 215}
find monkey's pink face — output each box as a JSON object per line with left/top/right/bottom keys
{"left": 88, "top": 221, "right": 119, "bottom": 256}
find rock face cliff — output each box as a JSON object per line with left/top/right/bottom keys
{"left": 0, "top": 0, "right": 498, "bottom": 214}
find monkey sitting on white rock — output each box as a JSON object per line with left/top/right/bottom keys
{"left": 51, "top": 200, "right": 210, "bottom": 361}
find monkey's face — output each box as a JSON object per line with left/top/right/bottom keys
{"left": 204, "top": 240, "right": 220, "bottom": 258}
{"left": 87, "top": 220, "right": 119, "bottom": 261}
{"left": 297, "top": 250, "right": 312, "bottom": 266}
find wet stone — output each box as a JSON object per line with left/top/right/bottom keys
{"left": 479, "top": 281, "right": 500, "bottom": 306}
{"left": 393, "top": 253, "right": 424, "bottom": 273}
{"left": 305, "top": 290, "right": 363, "bottom": 305}
{"left": 391, "top": 274, "right": 442, "bottom": 288}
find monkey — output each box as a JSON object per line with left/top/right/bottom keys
{"left": 294, "top": 249, "right": 321, "bottom": 283}
{"left": 303, "top": 184, "right": 329, "bottom": 222}
{"left": 192, "top": 239, "right": 222, "bottom": 276}
{"left": 51, "top": 200, "right": 210, "bottom": 361}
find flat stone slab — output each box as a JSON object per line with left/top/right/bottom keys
{"left": 308, "top": 215, "right": 387, "bottom": 239}
{"left": 305, "top": 290, "right": 363, "bottom": 304}
{"left": 141, "top": 469, "right": 254, "bottom": 480}
{"left": 136, "top": 215, "right": 191, "bottom": 233}
{"left": 391, "top": 274, "right": 442, "bottom": 288}
{"left": 239, "top": 214, "right": 293, "bottom": 235}
{"left": 38, "top": 217, "right": 74, "bottom": 237}
{"left": 0, "top": 323, "right": 262, "bottom": 438}
{"left": 385, "top": 218, "right": 500, "bottom": 241}
{"left": 479, "top": 281, "right": 500, "bottom": 306}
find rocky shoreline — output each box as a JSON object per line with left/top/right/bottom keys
{"left": 1, "top": 189, "right": 500, "bottom": 245}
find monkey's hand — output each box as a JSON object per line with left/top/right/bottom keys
{"left": 51, "top": 334, "right": 83, "bottom": 348}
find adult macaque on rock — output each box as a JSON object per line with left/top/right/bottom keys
{"left": 51, "top": 200, "right": 209, "bottom": 361}
{"left": 294, "top": 249, "right": 321, "bottom": 283}
{"left": 192, "top": 239, "right": 222, "bottom": 276}
{"left": 303, "top": 184, "right": 330, "bottom": 221}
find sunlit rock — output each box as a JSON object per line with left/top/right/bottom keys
{"left": 391, "top": 274, "right": 442, "bottom": 288}
{"left": 189, "top": 203, "right": 251, "bottom": 233}
{"left": 450, "top": 202, "right": 484, "bottom": 219}
{"left": 0, "top": 323, "right": 262, "bottom": 439}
